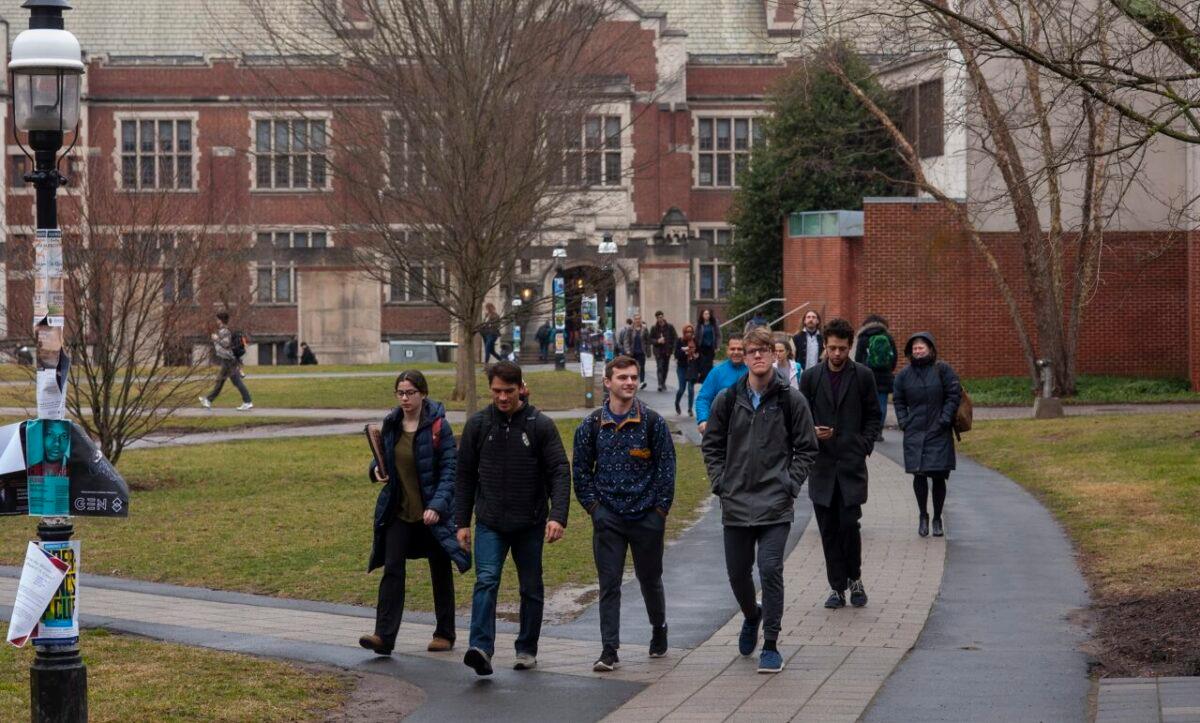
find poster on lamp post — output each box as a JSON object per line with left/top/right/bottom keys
{"left": 552, "top": 276, "right": 566, "bottom": 360}
{"left": 30, "top": 538, "right": 80, "bottom": 647}
{"left": 32, "top": 229, "right": 64, "bottom": 324}
{"left": 581, "top": 294, "right": 599, "bottom": 327}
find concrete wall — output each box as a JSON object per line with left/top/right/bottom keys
{"left": 298, "top": 270, "right": 383, "bottom": 365}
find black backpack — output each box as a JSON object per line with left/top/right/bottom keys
{"left": 711, "top": 383, "right": 795, "bottom": 441}
{"left": 230, "top": 331, "right": 247, "bottom": 359}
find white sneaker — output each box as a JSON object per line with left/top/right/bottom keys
{"left": 199, "top": 397, "right": 211, "bottom": 409}
{"left": 237, "top": 403, "right": 254, "bottom": 411}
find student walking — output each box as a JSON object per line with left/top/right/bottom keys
{"left": 650, "top": 311, "right": 678, "bottom": 392}
{"left": 773, "top": 335, "right": 802, "bottom": 389}
{"left": 799, "top": 319, "right": 881, "bottom": 610}
{"left": 694, "top": 334, "right": 747, "bottom": 434}
{"left": 573, "top": 356, "right": 675, "bottom": 672}
{"left": 199, "top": 311, "right": 253, "bottom": 410}
{"left": 695, "top": 308, "right": 721, "bottom": 380}
{"left": 792, "top": 310, "right": 824, "bottom": 372}
{"left": 893, "top": 333, "right": 962, "bottom": 538}
{"left": 481, "top": 303, "right": 502, "bottom": 363}
{"left": 673, "top": 325, "right": 701, "bottom": 416}
{"left": 853, "top": 315, "right": 898, "bottom": 439}
{"left": 702, "top": 328, "right": 818, "bottom": 674}
{"left": 360, "top": 371, "right": 470, "bottom": 657}
{"left": 621, "top": 314, "right": 651, "bottom": 389}
{"left": 456, "top": 362, "right": 571, "bottom": 675}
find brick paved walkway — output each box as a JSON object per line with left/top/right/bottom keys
{"left": 604, "top": 452, "right": 944, "bottom": 722}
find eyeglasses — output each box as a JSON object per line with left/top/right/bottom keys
{"left": 743, "top": 347, "right": 770, "bottom": 357}
{"left": 395, "top": 389, "right": 422, "bottom": 398}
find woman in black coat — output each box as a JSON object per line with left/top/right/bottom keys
{"left": 360, "top": 370, "right": 470, "bottom": 656}
{"left": 892, "top": 332, "right": 962, "bottom": 538}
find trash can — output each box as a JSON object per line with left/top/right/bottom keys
{"left": 434, "top": 342, "right": 457, "bottom": 363}
{"left": 389, "top": 340, "right": 437, "bottom": 363}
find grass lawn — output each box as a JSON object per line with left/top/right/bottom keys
{"left": 246, "top": 362, "right": 455, "bottom": 375}
{"left": 0, "top": 415, "right": 340, "bottom": 435}
{"left": 0, "top": 370, "right": 591, "bottom": 412}
{"left": 960, "top": 412, "right": 1200, "bottom": 674}
{"left": 0, "top": 625, "right": 352, "bottom": 722}
{"left": 964, "top": 375, "right": 1199, "bottom": 406}
{"left": 0, "top": 420, "right": 710, "bottom": 612}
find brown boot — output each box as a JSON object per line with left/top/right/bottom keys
{"left": 427, "top": 636, "right": 454, "bottom": 652}
{"left": 359, "top": 634, "right": 392, "bottom": 655}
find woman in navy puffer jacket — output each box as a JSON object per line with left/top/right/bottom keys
{"left": 359, "top": 370, "right": 470, "bottom": 656}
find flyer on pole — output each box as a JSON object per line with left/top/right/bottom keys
{"left": 31, "top": 539, "right": 80, "bottom": 646}
{"left": 6, "top": 542, "right": 68, "bottom": 648}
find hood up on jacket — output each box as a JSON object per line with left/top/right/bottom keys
{"left": 851, "top": 321, "right": 888, "bottom": 356}
{"left": 904, "top": 331, "right": 939, "bottom": 361}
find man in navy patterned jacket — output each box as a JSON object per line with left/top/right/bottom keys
{"left": 573, "top": 355, "right": 676, "bottom": 673}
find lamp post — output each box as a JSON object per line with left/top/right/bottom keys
{"left": 10, "top": 1, "right": 87, "bottom": 721}
{"left": 551, "top": 248, "right": 567, "bottom": 370}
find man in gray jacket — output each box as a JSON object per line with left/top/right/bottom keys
{"left": 702, "top": 327, "right": 818, "bottom": 674}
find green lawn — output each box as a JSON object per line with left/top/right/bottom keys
{"left": 964, "top": 375, "right": 1199, "bottom": 406}
{"left": 0, "top": 414, "right": 341, "bottom": 435}
{"left": 0, "top": 626, "right": 352, "bottom": 722}
{"left": 0, "top": 421, "right": 710, "bottom": 611}
{"left": 960, "top": 413, "right": 1200, "bottom": 598}
{"left": 246, "top": 362, "right": 455, "bottom": 375}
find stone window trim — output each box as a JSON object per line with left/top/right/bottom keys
{"left": 112, "top": 111, "right": 200, "bottom": 192}
{"left": 254, "top": 262, "right": 297, "bottom": 305}
{"left": 692, "top": 110, "right": 767, "bottom": 190}
{"left": 693, "top": 225, "right": 735, "bottom": 246}
{"left": 695, "top": 258, "right": 734, "bottom": 301}
{"left": 254, "top": 228, "right": 332, "bottom": 250}
{"left": 248, "top": 110, "right": 333, "bottom": 193}
{"left": 553, "top": 104, "right": 632, "bottom": 190}
{"left": 162, "top": 267, "right": 198, "bottom": 304}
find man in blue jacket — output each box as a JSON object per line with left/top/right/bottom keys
{"left": 695, "top": 333, "right": 747, "bottom": 433}
{"left": 574, "top": 356, "right": 676, "bottom": 672}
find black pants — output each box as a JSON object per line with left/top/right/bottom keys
{"left": 654, "top": 352, "right": 671, "bottom": 389}
{"left": 723, "top": 523, "right": 790, "bottom": 642}
{"left": 593, "top": 506, "right": 667, "bottom": 649}
{"left": 375, "top": 519, "right": 456, "bottom": 648}
{"left": 207, "top": 359, "right": 251, "bottom": 403}
{"left": 914, "top": 474, "right": 948, "bottom": 518}
{"left": 632, "top": 353, "right": 647, "bottom": 384}
{"left": 813, "top": 484, "right": 863, "bottom": 592}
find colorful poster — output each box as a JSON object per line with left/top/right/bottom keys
{"left": 5, "top": 422, "right": 130, "bottom": 518}
{"left": 7, "top": 542, "right": 69, "bottom": 647}
{"left": 552, "top": 276, "right": 566, "bottom": 331}
{"left": 26, "top": 419, "right": 71, "bottom": 517}
{"left": 33, "top": 229, "right": 64, "bottom": 321}
{"left": 31, "top": 539, "right": 79, "bottom": 646}
{"left": 581, "top": 294, "right": 599, "bottom": 327}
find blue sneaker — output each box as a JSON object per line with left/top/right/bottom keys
{"left": 757, "top": 648, "right": 784, "bottom": 674}
{"left": 738, "top": 606, "right": 762, "bottom": 656}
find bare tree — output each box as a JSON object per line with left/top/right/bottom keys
{"left": 817, "top": 0, "right": 1138, "bottom": 393}
{"left": 63, "top": 159, "right": 251, "bottom": 463}
{"left": 231, "top": 0, "right": 648, "bottom": 411}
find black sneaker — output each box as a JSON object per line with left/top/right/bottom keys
{"left": 463, "top": 647, "right": 493, "bottom": 676}
{"left": 593, "top": 646, "right": 619, "bottom": 672}
{"left": 649, "top": 625, "right": 668, "bottom": 658}
{"left": 824, "top": 590, "right": 846, "bottom": 609}
{"left": 849, "top": 579, "right": 868, "bottom": 607}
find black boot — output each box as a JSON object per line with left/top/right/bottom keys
{"left": 932, "top": 517, "right": 944, "bottom": 537}
{"left": 918, "top": 514, "right": 929, "bottom": 537}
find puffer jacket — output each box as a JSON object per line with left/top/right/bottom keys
{"left": 893, "top": 332, "right": 962, "bottom": 474}
{"left": 852, "top": 322, "right": 898, "bottom": 393}
{"left": 368, "top": 401, "right": 471, "bottom": 573}
{"left": 701, "top": 372, "right": 819, "bottom": 526}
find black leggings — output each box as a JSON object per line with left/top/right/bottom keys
{"left": 913, "top": 474, "right": 948, "bottom": 519}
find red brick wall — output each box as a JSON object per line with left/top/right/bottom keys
{"left": 1190, "top": 232, "right": 1200, "bottom": 390}
{"left": 785, "top": 200, "right": 1195, "bottom": 384}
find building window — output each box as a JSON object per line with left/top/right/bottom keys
{"left": 386, "top": 118, "right": 437, "bottom": 189}
{"left": 696, "top": 117, "right": 763, "bottom": 188}
{"left": 13, "top": 155, "right": 79, "bottom": 190}
{"left": 254, "top": 118, "right": 327, "bottom": 189}
{"left": 256, "top": 264, "right": 296, "bottom": 303}
{"left": 697, "top": 261, "right": 733, "bottom": 300}
{"left": 389, "top": 262, "right": 445, "bottom": 303}
{"left": 696, "top": 228, "right": 734, "bottom": 246}
{"left": 256, "top": 230, "right": 328, "bottom": 249}
{"left": 121, "top": 119, "right": 194, "bottom": 189}
{"left": 163, "top": 268, "right": 194, "bottom": 303}
{"left": 897, "top": 79, "right": 944, "bottom": 159}
{"left": 558, "top": 115, "right": 621, "bottom": 187}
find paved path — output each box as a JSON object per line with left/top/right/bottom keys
{"left": 1098, "top": 678, "right": 1200, "bottom": 722}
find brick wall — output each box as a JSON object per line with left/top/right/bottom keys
{"left": 1190, "top": 232, "right": 1200, "bottom": 390}
{"left": 784, "top": 200, "right": 1195, "bottom": 385}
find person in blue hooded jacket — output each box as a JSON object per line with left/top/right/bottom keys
{"left": 360, "top": 370, "right": 470, "bottom": 656}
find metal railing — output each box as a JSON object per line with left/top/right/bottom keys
{"left": 769, "top": 301, "right": 811, "bottom": 330}
{"left": 719, "top": 298, "right": 785, "bottom": 330}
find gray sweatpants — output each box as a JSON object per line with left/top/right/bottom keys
{"left": 207, "top": 359, "right": 252, "bottom": 403}
{"left": 723, "top": 522, "right": 790, "bottom": 642}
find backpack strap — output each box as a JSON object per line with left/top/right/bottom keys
{"left": 431, "top": 417, "right": 443, "bottom": 452}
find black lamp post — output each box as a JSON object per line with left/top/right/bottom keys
{"left": 10, "top": 1, "right": 86, "bottom": 721}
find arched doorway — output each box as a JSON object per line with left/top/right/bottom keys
{"left": 560, "top": 265, "right": 616, "bottom": 351}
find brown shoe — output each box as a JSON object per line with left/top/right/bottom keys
{"left": 359, "top": 634, "right": 392, "bottom": 655}
{"left": 427, "top": 636, "right": 454, "bottom": 652}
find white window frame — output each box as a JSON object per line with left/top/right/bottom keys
{"left": 692, "top": 110, "right": 767, "bottom": 189}
{"left": 112, "top": 111, "right": 200, "bottom": 192}
{"left": 162, "top": 267, "right": 198, "bottom": 304}
{"left": 254, "top": 228, "right": 332, "bottom": 249}
{"left": 254, "top": 262, "right": 297, "bottom": 304}
{"left": 554, "top": 103, "right": 632, "bottom": 190}
{"left": 249, "top": 110, "right": 333, "bottom": 192}
{"left": 695, "top": 259, "right": 734, "bottom": 301}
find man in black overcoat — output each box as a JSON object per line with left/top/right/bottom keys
{"left": 799, "top": 318, "right": 881, "bottom": 609}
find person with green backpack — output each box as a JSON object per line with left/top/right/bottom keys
{"left": 853, "top": 315, "right": 897, "bottom": 441}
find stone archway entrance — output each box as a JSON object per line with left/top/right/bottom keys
{"left": 560, "top": 265, "right": 616, "bottom": 350}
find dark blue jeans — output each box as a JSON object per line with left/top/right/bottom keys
{"left": 877, "top": 391, "right": 889, "bottom": 427}
{"left": 469, "top": 521, "right": 545, "bottom": 656}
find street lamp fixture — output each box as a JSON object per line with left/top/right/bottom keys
{"left": 598, "top": 232, "right": 617, "bottom": 255}
{"left": 552, "top": 247, "right": 567, "bottom": 259}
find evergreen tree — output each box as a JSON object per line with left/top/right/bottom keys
{"left": 727, "top": 44, "right": 909, "bottom": 319}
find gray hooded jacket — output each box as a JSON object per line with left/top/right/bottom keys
{"left": 701, "top": 371, "right": 819, "bottom": 526}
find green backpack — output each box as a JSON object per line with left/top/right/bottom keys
{"left": 866, "top": 333, "right": 895, "bottom": 370}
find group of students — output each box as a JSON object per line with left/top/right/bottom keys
{"left": 359, "top": 312, "right": 962, "bottom": 677}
